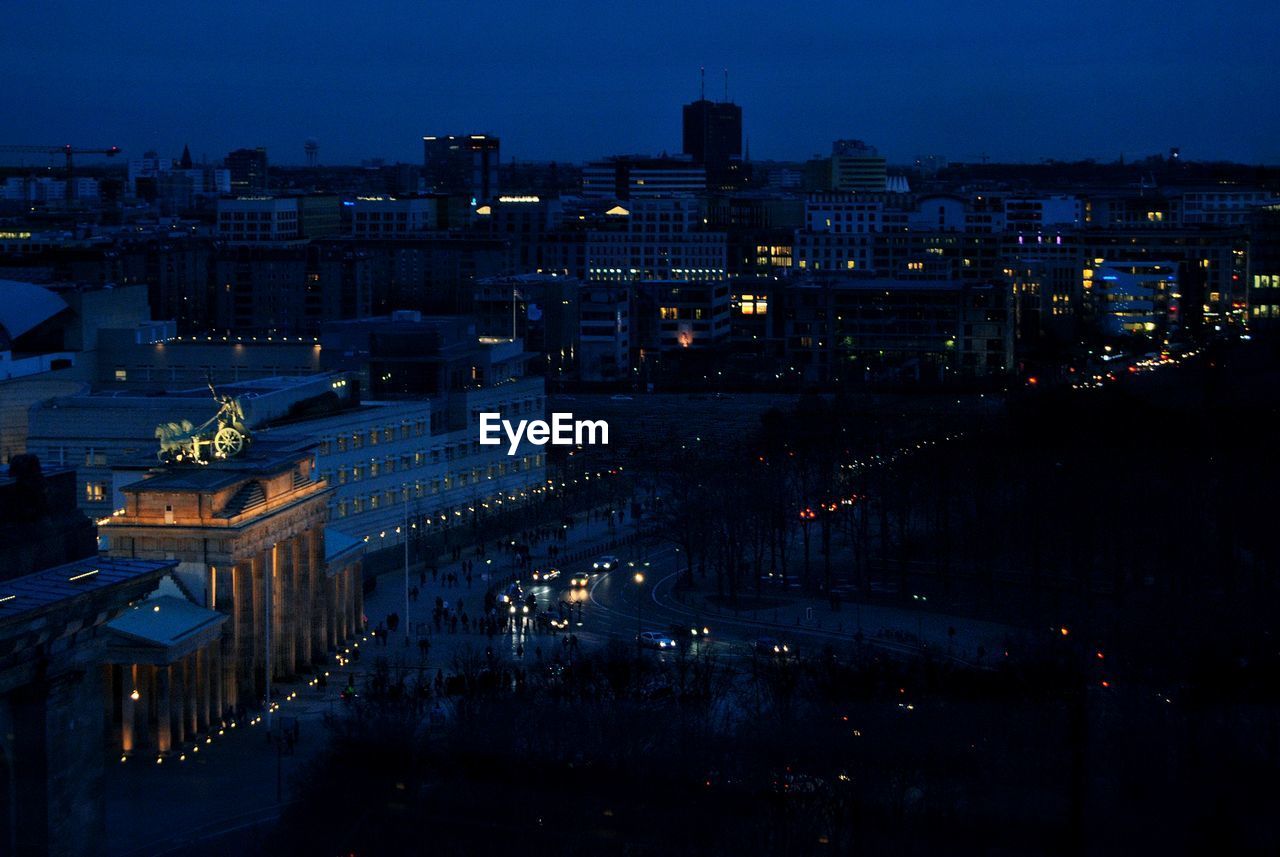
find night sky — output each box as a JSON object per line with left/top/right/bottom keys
{"left": 4, "top": 0, "right": 1278, "bottom": 167}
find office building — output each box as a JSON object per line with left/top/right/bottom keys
{"left": 422, "top": 135, "right": 500, "bottom": 201}
{"left": 1083, "top": 261, "right": 1180, "bottom": 339}
{"left": 579, "top": 286, "right": 631, "bottom": 381}
{"left": 581, "top": 156, "right": 706, "bottom": 200}
{"left": 1247, "top": 204, "right": 1280, "bottom": 329}
{"left": 586, "top": 198, "right": 727, "bottom": 282}
{"left": 350, "top": 196, "right": 437, "bottom": 238}
{"left": 830, "top": 140, "right": 887, "bottom": 193}
{"left": 225, "top": 147, "right": 268, "bottom": 195}
{"left": 216, "top": 197, "right": 301, "bottom": 243}
{"left": 644, "top": 280, "right": 732, "bottom": 351}
{"left": 780, "top": 275, "right": 1013, "bottom": 383}
{"left": 682, "top": 98, "right": 743, "bottom": 188}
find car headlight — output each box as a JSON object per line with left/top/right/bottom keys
{"left": 593, "top": 563, "right": 600, "bottom": 569}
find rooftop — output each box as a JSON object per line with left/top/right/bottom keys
{"left": 105, "top": 594, "right": 225, "bottom": 649}
{"left": 0, "top": 556, "right": 176, "bottom": 625}
{"left": 122, "top": 439, "right": 317, "bottom": 494}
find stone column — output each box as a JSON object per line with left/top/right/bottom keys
{"left": 172, "top": 660, "right": 186, "bottom": 748}
{"left": 327, "top": 570, "right": 339, "bottom": 651}
{"left": 295, "top": 533, "right": 311, "bottom": 669}
{"left": 250, "top": 552, "right": 266, "bottom": 703}
{"left": 311, "top": 528, "right": 326, "bottom": 663}
{"left": 210, "top": 640, "right": 224, "bottom": 726}
{"left": 120, "top": 664, "right": 136, "bottom": 754}
{"left": 340, "top": 567, "right": 350, "bottom": 642}
{"left": 156, "top": 666, "right": 171, "bottom": 754}
{"left": 197, "top": 647, "right": 210, "bottom": 733}
{"left": 185, "top": 654, "right": 198, "bottom": 739}
{"left": 354, "top": 561, "right": 365, "bottom": 633}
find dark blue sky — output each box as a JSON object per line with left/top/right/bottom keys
{"left": 5, "top": 0, "right": 1278, "bottom": 167}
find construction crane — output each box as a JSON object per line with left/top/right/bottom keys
{"left": 0, "top": 144, "right": 122, "bottom": 203}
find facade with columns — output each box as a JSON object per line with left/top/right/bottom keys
{"left": 100, "top": 441, "right": 363, "bottom": 755}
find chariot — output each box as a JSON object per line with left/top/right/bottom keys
{"left": 154, "top": 383, "right": 251, "bottom": 464}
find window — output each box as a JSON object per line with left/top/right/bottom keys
{"left": 84, "top": 448, "right": 106, "bottom": 467}
{"left": 114, "top": 368, "right": 128, "bottom": 381}
{"left": 85, "top": 482, "right": 105, "bottom": 502}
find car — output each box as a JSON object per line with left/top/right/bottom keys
{"left": 530, "top": 567, "right": 561, "bottom": 583}
{"left": 752, "top": 636, "right": 792, "bottom": 657}
{"left": 569, "top": 572, "right": 590, "bottom": 588}
{"left": 593, "top": 555, "right": 621, "bottom": 571}
{"left": 497, "top": 582, "right": 525, "bottom": 604}
{"left": 637, "top": 631, "right": 677, "bottom": 650}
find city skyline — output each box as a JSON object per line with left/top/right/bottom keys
{"left": 5, "top": 0, "right": 1280, "bottom": 167}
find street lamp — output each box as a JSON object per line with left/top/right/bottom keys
{"left": 799, "top": 507, "right": 817, "bottom": 587}
{"left": 634, "top": 570, "right": 645, "bottom": 651}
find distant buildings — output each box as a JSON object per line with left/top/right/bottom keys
{"left": 682, "top": 97, "right": 743, "bottom": 189}
{"left": 579, "top": 286, "right": 630, "bottom": 382}
{"left": 350, "top": 196, "right": 436, "bottom": 238}
{"left": 225, "top": 147, "right": 269, "bottom": 194}
{"left": 581, "top": 155, "right": 706, "bottom": 200}
{"left": 646, "top": 280, "right": 732, "bottom": 351}
{"left": 1247, "top": 205, "right": 1280, "bottom": 327}
{"left": 216, "top": 196, "right": 301, "bottom": 242}
{"left": 586, "top": 198, "right": 726, "bottom": 282}
{"left": 1084, "top": 261, "right": 1180, "bottom": 339}
{"left": 422, "top": 135, "right": 499, "bottom": 201}
{"left": 830, "top": 140, "right": 888, "bottom": 193}
{"left": 780, "top": 275, "right": 1014, "bottom": 383}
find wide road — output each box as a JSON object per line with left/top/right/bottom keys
{"left": 521, "top": 540, "right": 1015, "bottom": 666}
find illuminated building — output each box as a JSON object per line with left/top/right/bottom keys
{"left": 101, "top": 440, "right": 364, "bottom": 718}
{"left": 1083, "top": 261, "right": 1179, "bottom": 339}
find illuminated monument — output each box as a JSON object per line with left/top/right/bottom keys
{"left": 100, "top": 434, "right": 363, "bottom": 755}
